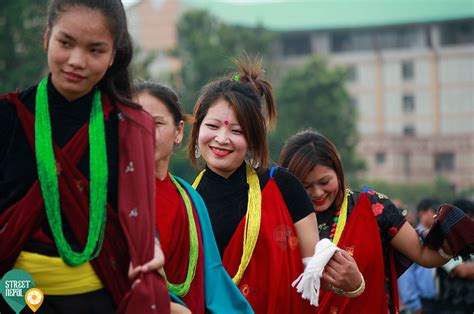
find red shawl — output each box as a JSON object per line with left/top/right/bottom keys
{"left": 0, "top": 92, "right": 169, "bottom": 314}
{"left": 317, "top": 193, "right": 399, "bottom": 314}
{"left": 155, "top": 175, "right": 205, "bottom": 313}
{"left": 222, "top": 179, "right": 314, "bottom": 314}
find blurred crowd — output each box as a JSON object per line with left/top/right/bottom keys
{"left": 398, "top": 198, "right": 474, "bottom": 314}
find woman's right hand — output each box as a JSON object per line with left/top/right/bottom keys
{"left": 321, "top": 249, "right": 362, "bottom": 292}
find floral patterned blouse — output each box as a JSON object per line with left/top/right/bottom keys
{"left": 317, "top": 189, "right": 406, "bottom": 245}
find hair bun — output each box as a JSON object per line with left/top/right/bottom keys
{"left": 231, "top": 56, "right": 276, "bottom": 127}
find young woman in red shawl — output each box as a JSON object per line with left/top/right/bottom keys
{"left": 134, "top": 82, "right": 252, "bottom": 314}
{"left": 0, "top": 1, "right": 168, "bottom": 313}
{"left": 279, "top": 129, "right": 453, "bottom": 314}
{"left": 187, "top": 59, "right": 319, "bottom": 313}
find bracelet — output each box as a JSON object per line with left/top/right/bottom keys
{"left": 328, "top": 274, "right": 365, "bottom": 298}
{"left": 415, "top": 226, "right": 428, "bottom": 241}
{"left": 438, "top": 248, "right": 453, "bottom": 260}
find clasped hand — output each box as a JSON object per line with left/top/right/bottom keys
{"left": 128, "top": 240, "right": 165, "bottom": 283}
{"left": 321, "top": 249, "right": 362, "bottom": 292}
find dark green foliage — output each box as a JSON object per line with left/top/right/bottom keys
{"left": 175, "top": 9, "right": 274, "bottom": 111}
{"left": 0, "top": 0, "right": 48, "bottom": 93}
{"left": 272, "top": 56, "right": 364, "bottom": 174}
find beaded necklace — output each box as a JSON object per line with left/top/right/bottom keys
{"left": 329, "top": 192, "right": 349, "bottom": 246}
{"left": 163, "top": 174, "right": 199, "bottom": 296}
{"left": 35, "top": 76, "right": 107, "bottom": 266}
{"left": 193, "top": 163, "right": 261, "bottom": 285}
{"left": 328, "top": 209, "right": 340, "bottom": 242}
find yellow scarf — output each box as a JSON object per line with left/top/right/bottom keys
{"left": 193, "top": 163, "right": 261, "bottom": 285}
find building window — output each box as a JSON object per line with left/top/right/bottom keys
{"left": 440, "top": 20, "right": 474, "bottom": 46}
{"left": 402, "top": 61, "right": 414, "bottom": 81}
{"left": 403, "top": 153, "right": 411, "bottom": 176}
{"left": 281, "top": 34, "right": 311, "bottom": 56}
{"left": 434, "top": 153, "right": 455, "bottom": 171}
{"left": 375, "top": 152, "right": 386, "bottom": 164}
{"left": 330, "top": 31, "right": 373, "bottom": 52}
{"left": 403, "top": 125, "right": 416, "bottom": 136}
{"left": 376, "top": 27, "right": 419, "bottom": 49}
{"left": 402, "top": 94, "right": 415, "bottom": 113}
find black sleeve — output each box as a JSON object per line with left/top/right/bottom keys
{"left": 271, "top": 168, "right": 315, "bottom": 223}
{"left": 366, "top": 190, "right": 407, "bottom": 244}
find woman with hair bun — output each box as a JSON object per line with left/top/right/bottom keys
{"left": 188, "top": 58, "right": 319, "bottom": 313}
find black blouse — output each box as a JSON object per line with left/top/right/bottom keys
{"left": 316, "top": 189, "right": 406, "bottom": 246}
{"left": 0, "top": 79, "right": 119, "bottom": 255}
{"left": 196, "top": 162, "right": 314, "bottom": 257}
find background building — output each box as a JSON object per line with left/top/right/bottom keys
{"left": 127, "top": 0, "right": 474, "bottom": 192}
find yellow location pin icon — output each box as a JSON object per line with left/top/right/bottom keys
{"left": 24, "top": 288, "right": 44, "bottom": 312}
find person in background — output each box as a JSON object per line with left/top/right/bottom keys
{"left": 398, "top": 198, "right": 441, "bottom": 314}
{"left": 0, "top": 1, "right": 168, "bottom": 313}
{"left": 134, "top": 81, "right": 253, "bottom": 314}
{"left": 279, "top": 129, "right": 453, "bottom": 314}
{"left": 436, "top": 199, "right": 474, "bottom": 314}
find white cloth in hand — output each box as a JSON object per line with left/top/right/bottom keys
{"left": 292, "top": 238, "right": 339, "bottom": 307}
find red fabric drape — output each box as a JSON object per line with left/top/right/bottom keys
{"left": 0, "top": 92, "right": 130, "bottom": 301}
{"left": 0, "top": 92, "right": 169, "bottom": 313}
{"left": 317, "top": 193, "right": 398, "bottom": 314}
{"left": 113, "top": 102, "right": 169, "bottom": 314}
{"left": 222, "top": 179, "right": 314, "bottom": 314}
{"left": 155, "top": 175, "right": 205, "bottom": 313}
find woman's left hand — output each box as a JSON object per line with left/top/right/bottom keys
{"left": 128, "top": 239, "right": 166, "bottom": 282}
{"left": 321, "top": 249, "right": 362, "bottom": 292}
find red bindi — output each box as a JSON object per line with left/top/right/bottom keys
{"left": 224, "top": 120, "right": 229, "bottom": 125}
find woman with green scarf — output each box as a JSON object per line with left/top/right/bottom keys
{"left": 0, "top": 1, "right": 169, "bottom": 313}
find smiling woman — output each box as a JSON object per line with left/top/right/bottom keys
{"left": 279, "top": 129, "right": 456, "bottom": 313}
{"left": 0, "top": 1, "right": 169, "bottom": 314}
{"left": 187, "top": 58, "right": 319, "bottom": 313}
{"left": 197, "top": 98, "right": 249, "bottom": 178}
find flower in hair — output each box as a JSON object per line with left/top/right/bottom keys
{"left": 233, "top": 75, "right": 239, "bottom": 82}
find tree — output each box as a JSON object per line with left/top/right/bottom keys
{"left": 271, "top": 56, "right": 364, "bottom": 174}
{"left": 175, "top": 9, "right": 274, "bottom": 111}
{"left": 131, "top": 46, "right": 158, "bottom": 81}
{"left": 0, "top": 0, "right": 48, "bottom": 93}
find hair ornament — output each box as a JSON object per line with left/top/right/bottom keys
{"left": 233, "top": 75, "right": 239, "bottom": 82}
